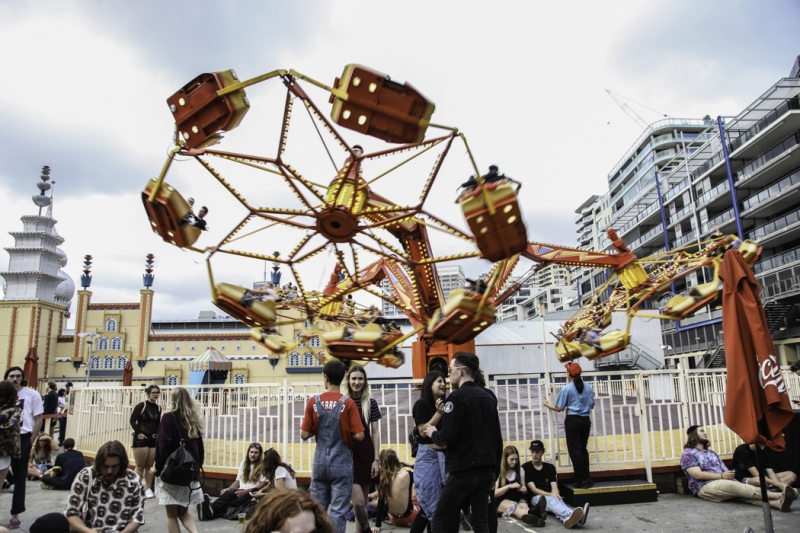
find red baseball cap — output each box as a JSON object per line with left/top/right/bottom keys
{"left": 564, "top": 362, "right": 582, "bottom": 377}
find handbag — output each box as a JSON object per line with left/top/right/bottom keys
{"left": 409, "top": 426, "right": 420, "bottom": 458}
{"left": 160, "top": 439, "right": 197, "bottom": 487}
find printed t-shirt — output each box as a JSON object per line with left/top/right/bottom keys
{"left": 680, "top": 447, "right": 726, "bottom": 494}
{"left": 236, "top": 461, "right": 267, "bottom": 491}
{"left": 522, "top": 461, "right": 558, "bottom": 493}
{"left": 276, "top": 465, "right": 297, "bottom": 489}
{"left": 301, "top": 392, "right": 365, "bottom": 449}
{"left": 16, "top": 387, "right": 44, "bottom": 435}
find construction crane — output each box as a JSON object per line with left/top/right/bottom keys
{"left": 606, "top": 89, "right": 661, "bottom": 130}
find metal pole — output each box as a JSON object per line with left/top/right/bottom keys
{"left": 716, "top": 116, "right": 744, "bottom": 240}
{"left": 85, "top": 340, "right": 93, "bottom": 387}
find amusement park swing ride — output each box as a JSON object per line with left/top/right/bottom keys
{"left": 142, "top": 65, "right": 762, "bottom": 379}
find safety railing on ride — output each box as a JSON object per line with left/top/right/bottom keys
{"left": 69, "top": 369, "right": 800, "bottom": 483}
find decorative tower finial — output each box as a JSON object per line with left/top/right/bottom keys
{"left": 81, "top": 255, "right": 93, "bottom": 289}
{"left": 270, "top": 251, "right": 282, "bottom": 285}
{"left": 32, "top": 166, "right": 52, "bottom": 214}
{"left": 143, "top": 254, "right": 155, "bottom": 288}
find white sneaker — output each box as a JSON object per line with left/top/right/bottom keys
{"left": 145, "top": 488, "right": 155, "bottom": 499}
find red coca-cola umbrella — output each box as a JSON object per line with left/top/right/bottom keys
{"left": 122, "top": 359, "right": 134, "bottom": 387}
{"left": 720, "top": 249, "right": 794, "bottom": 532}
{"left": 23, "top": 347, "right": 39, "bottom": 389}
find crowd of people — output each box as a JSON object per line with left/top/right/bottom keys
{"left": 0, "top": 354, "right": 796, "bottom": 532}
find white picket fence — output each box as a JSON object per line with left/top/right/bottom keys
{"left": 68, "top": 367, "right": 800, "bottom": 482}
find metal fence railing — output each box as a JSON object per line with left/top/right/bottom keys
{"left": 68, "top": 368, "right": 800, "bottom": 483}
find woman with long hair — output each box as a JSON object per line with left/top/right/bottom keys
{"left": 494, "top": 445, "right": 543, "bottom": 525}
{"left": 343, "top": 365, "right": 382, "bottom": 533}
{"left": 411, "top": 370, "right": 448, "bottom": 533}
{"left": 254, "top": 448, "right": 297, "bottom": 495}
{"left": 543, "top": 362, "right": 595, "bottom": 488}
{"left": 245, "top": 489, "right": 333, "bottom": 533}
{"left": 373, "top": 449, "right": 420, "bottom": 529}
{"left": 200, "top": 442, "right": 268, "bottom": 520}
{"left": 155, "top": 387, "right": 205, "bottom": 533}
{"left": 27, "top": 433, "right": 54, "bottom": 480}
{"left": 131, "top": 384, "right": 162, "bottom": 499}
{"left": 0, "top": 381, "right": 20, "bottom": 519}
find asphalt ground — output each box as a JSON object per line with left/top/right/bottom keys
{"left": 1, "top": 482, "right": 798, "bottom": 532}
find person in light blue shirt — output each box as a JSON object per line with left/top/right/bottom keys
{"left": 543, "top": 363, "right": 595, "bottom": 488}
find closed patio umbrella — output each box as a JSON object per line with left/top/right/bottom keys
{"left": 23, "top": 347, "right": 39, "bottom": 389}
{"left": 720, "top": 249, "right": 794, "bottom": 532}
{"left": 122, "top": 359, "right": 134, "bottom": 386}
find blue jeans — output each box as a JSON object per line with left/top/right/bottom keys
{"left": 310, "top": 457, "right": 353, "bottom": 533}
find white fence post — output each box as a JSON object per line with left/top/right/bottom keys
{"left": 636, "top": 372, "right": 653, "bottom": 483}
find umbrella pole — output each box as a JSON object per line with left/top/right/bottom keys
{"left": 755, "top": 419, "right": 775, "bottom": 533}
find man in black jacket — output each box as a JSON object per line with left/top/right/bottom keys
{"left": 424, "top": 352, "right": 503, "bottom": 533}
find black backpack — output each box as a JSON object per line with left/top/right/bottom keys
{"left": 160, "top": 439, "right": 197, "bottom": 487}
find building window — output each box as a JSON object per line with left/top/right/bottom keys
{"left": 111, "top": 336, "right": 122, "bottom": 350}
{"left": 251, "top": 344, "right": 257, "bottom": 350}
{"left": 160, "top": 346, "right": 165, "bottom": 352}
{"left": 176, "top": 346, "right": 180, "bottom": 351}
{"left": 235, "top": 345, "right": 241, "bottom": 350}
{"left": 234, "top": 373, "right": 246, "bottom": 384}
{"left": 117, "top": 355, "right": 128, "bottom": 369}
{"left": 103, "top": 355, "right": 114, "bottom": 369}
{"left": 190, "top": 346, "right": 195, "bottom": 351}
{"left": 303, "top": 352, "right": 314, "bottom": 366}
{"left": 97, "top": 337, "right": 108, "bottom": 350}
{"left": 105, "top": 318, "right": 117, "bottom": 332}
{"left": 303, "top": 321, "right": 311, "bottom": 329}
{"left": 167, "top": 374, "right": 179, "bottom": 386}
{"left": 289, "top": 352, "right": 300, "bottom": 367}
{"left": 89, "top": 355, "right": 100, "bottom": 369}
{"left": 310, "top": 336, "right": 321, "bottom": 348}
{"left": 221, "top": 346, "right": 226, "bottom": 351}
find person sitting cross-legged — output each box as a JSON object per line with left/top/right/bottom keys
{"left": 40, "top": 438, "right": 84, "bottom": 490}
{"left": 198, "top": 442, "right": 268, "bottom": 520}
{"left": 522, "top": 440, "right": 586, "bottom": 529}
{"left": 65, "top": 440, "right": 145, "bottom": 532}
{"left": 732, "top": 442, "right": 798, "bottom": 497}
{"left": 680, "top": 425, "right": 795, "bottom": 511}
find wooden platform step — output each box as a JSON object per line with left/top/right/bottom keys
{"left": 559, "top": 479, "right": 658, "bottom": 507}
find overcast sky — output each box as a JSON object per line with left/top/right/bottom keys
{"left": 1, "top": 0, "right": 798, "bottom": 324}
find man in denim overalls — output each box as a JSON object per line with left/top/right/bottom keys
{"left": 301, "top": 361, "right": 365, "bottom": 532}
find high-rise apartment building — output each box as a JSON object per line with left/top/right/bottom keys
{"left": 575, "top": 69, "right": 800, "bottom": 366}
{"left": 437, "top": 265, "right": 466, "bottom": 301}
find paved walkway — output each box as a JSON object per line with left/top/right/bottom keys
{"left": 1, "top": 483, "right": 798, "bottom": 532}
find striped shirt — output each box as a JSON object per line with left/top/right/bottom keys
{"left": 352, "top": 397, "right": 382, "bottom": 424}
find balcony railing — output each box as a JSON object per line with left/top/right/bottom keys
{"left": 753, "top": 245, "right": 800, "bottom": 275}
{"left": 695, "top": 181, "right": 729, "bottom": 208}
{"left": 668, "top": 205, "right": 693, "bottom": 226}
{"left": 700, "top": 208, "right": 735, "bottom": 235}
{"left": 629, "top": 226, "right": 662, "bottom": 251}
{"left": 663, "top": 176, "right": 690, "bottom": 202}
{"left": 619, "top": 202, "right": 659, "bottom": 236}
{"left": 672, "top": 230, "right": 698, "bottom": 249}
{"left": 735, "top": 132, "right": 800, "bottom": 183}
{"left": 740, "top": 168, "right": 800, "bottom": 213}
{"left": 728, "top": 96, "right": 800, "bottom": 154}
{"left": 748, "top": 207, "right": 800, "bottom": 241}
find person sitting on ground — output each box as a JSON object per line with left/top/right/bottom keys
{"left": 252, "top": 448, "right": 297, "bottom": 501}
{"left": 199, "top": 442, "right": 268, "bottom": 520}
{"left": 245, "top": 489, "right": 334, "bottom": 533}
{"left": 27, "top": 433, "right": 54, "bottom": 480}
{"left": 65, "top": 440, "right": 145, "bottom": 532}
{"left": 40, "top": 438, "right": 84, "bottom": 491}
{"left": 372, "top": 449, "right": 420, "bottom": 530}
{"left": 494, "top": 445, "right": 545, "bottom": 526}
{"left": 732, "top": 442, "right": 798, "bottom": 496}
{"left": 522, "top": 439, "right": 586, "bottom": 529}
{"left": 680, "top": 425, "right": 795, "bottom": 512}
